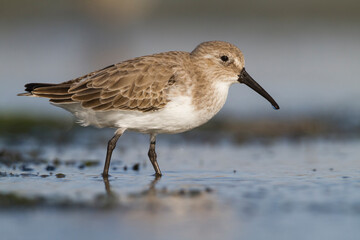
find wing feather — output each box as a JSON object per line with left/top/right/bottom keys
{"left": 72, "top": 92, "right": 101, "bottom": 101}
{"left": 26, "top": 51, "right": 189, "bottom": 112}
{"left": 32, "top": 85, "right": 72, "bottom": 95}
{"left": 35, "top": 93, "right": 73, "bottom": 99}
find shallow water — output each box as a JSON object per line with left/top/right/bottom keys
{"left": 1, "top": 129, "right": 360, "bottom": 240}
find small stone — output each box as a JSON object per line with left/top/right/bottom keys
{"left": 83, "top": 160, "right": 100, "bottom": 167}
{"left": 312, "top": 169, "right": 317, "bottom": 172}
{"left": 132, "top": 163, "right": 140, "bottom": 171}
{"left": 40, "top": 174, "right": 49, "bottom": 178}
{"left": 20, "top": 173, "right": 37, "bottom": 177}
{"left": 233, "top": 170, "right": 237, "bottom": 173}
{"left": 21, "top": 165, "right": 33, "bottom": 172}
{"left": 123, "top": 165, "right": 128, "bottom": 171}
{"left": 56, "top": 173, "right": 66, "bottom": 178}
{"left": 45, "top": 165, "right": 56, "bottom": 171}
{"left": 78, "top": 164, "right": 85, "bottom": 169}
{"left": 329, "top": 168, "right": 334, "bottom": 171}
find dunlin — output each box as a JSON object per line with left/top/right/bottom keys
{"left": 19, "top": 41, "right": 279, "bottom": 177}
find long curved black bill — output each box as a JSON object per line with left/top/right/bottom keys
{"left": 238, "top": 68, "right": 280, "bottom": 110}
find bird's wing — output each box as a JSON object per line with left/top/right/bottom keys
{"left": 32, "top": 55, "right": 180, "bottom": 112}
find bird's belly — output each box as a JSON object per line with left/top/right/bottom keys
{"left": 113, "top": 95, "right": 213, "bottom": 134}
{"left": 57, "top": 95, "right": 217, "bottom": 134}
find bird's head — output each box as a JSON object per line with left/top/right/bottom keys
{"left": 191, "top": 41, "right": 279, "bottom": 110}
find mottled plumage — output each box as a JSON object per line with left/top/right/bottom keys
{"left": 19, "top": 41, "right": 279, "bottom": 177}
{"left": 27, "top": 52, "right": 189, "bottom": 112}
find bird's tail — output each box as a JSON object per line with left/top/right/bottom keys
{"left": 18, "top": 83, "right": 58, "bottom": 96}
{"left": 18, "top": 82, "right": 74, "bottom": 104}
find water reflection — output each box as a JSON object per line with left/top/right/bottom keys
{"left": 146, "top": 175, "right": 161, "bottom": 195}
{"left": 102, "top": 174, "right": 161, "bottom": 200}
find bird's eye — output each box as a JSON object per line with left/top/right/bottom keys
{"left": 220, "top": 55, "right": 229, "bottom": 62}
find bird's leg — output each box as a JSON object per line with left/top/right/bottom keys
{"left": 148, "top": 134, "right": 162, "bottom": 176}
{"left": 102, "top": 128, "right": 125, "bottom": 177}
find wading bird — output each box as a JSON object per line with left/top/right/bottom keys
{"left": 19, "top": 41, "right": 279, "bottom": 177}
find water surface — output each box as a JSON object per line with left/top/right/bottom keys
{"left": 1, "top": 128, "right": 359, "bottom": 240}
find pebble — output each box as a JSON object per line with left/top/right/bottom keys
{"left": 132, "top": 163, "right": 140, "bottom": 171}
{"left": 55, "top": 173, "right": 66, "bottom": 178}
{"left": 45, "top": 165, "right": 56, "bottom": 171}
{"left": 20, "top": 165, "right": 33, "bottom": 172}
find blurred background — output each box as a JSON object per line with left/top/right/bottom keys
{"left": 1, "top": 0, "right": 359, "bottom": 121}
{"left": 1, "top": 1, "right": 360, "bottom": 240}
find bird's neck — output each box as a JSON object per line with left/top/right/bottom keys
{"left": 191, "top": 78, "right": 231, "bottom": 118}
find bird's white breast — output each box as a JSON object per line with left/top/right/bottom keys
{"left": 113, "top": 95, "right": 205, "bottom": 133}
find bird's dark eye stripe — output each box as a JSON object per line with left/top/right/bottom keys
{"left": 220, "top": 55, "right": 229, "bottom": 62}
